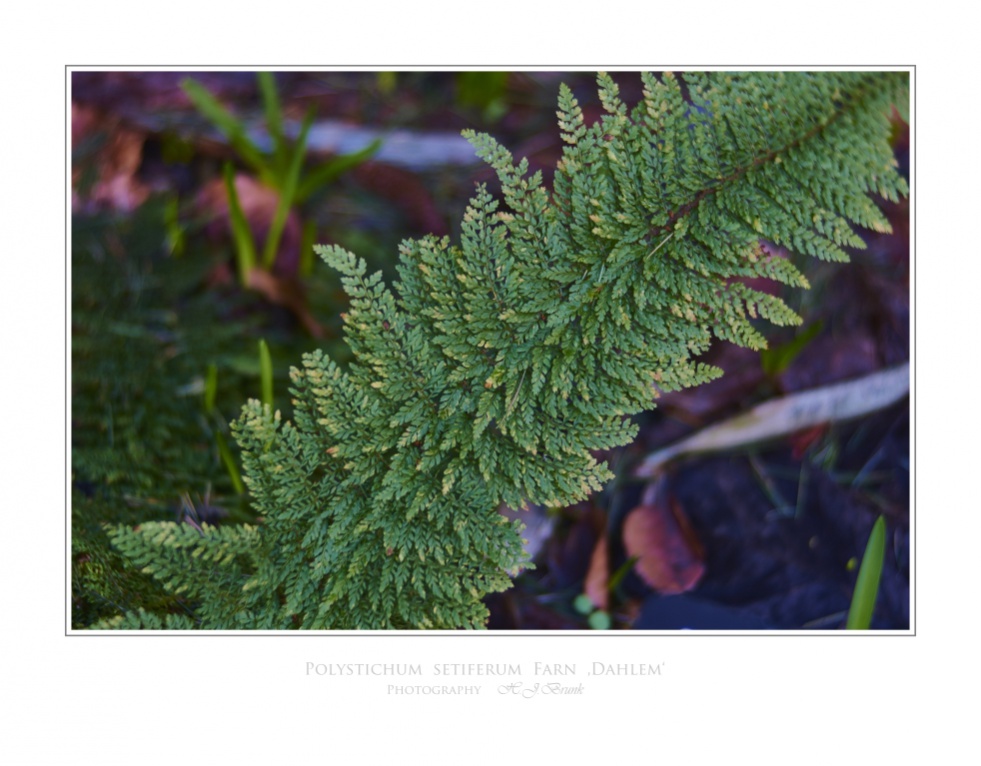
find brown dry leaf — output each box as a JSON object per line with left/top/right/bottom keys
{"left": 72, "top": 102, "right": 151, "bottom": 213}
{"left": 584, "top": 534, "right": 609, "bottom": 611}
{"left": 623, "top": 491, "right": 705, "bottom": 595}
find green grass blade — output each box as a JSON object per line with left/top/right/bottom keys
{"left": 163, "top": 195, "right": 185, "bottom": 257}
{"left": 182, "top": 78, "right": 269, "bottom": 177}
{"left": 299, "top": 219, "right": 317, "bottom": 277}
{"left": 608, "top": 555, "right": 638, "bottom": 594}
{"left": 258, "top": 339, "right": 274, "bottom": 410}
{"left": 845, "top": 515, "right": 887, "bottom": 630}
{"left": 760, "top": 320, "right": 823, "bottom": 377}
{"left": 295, "top": 138, "right": 382, "bottom": 204}
{"left": 257, "top": 71, "right": 288, "bottom": 180}
{"left": 215, "top": 431, "right": 244, "bottom": 495}
{"left": 261, "top": 109, "right": 313, "bottom": 269}
{"left": 223, "top": 163, "right": 257, "bottom": 286}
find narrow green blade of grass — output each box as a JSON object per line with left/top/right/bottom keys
{"left": 223, "top": 163, "right": 257, "bottom": 286}
{"left": 163, "top": 195, "right": 185, "bottom": 257}
{"left": 261, "top": 110, "right": 313, "bottom": 269}
{"left": 203, "top": 363, "right": 218, "bottom": 415}
{"left": 298, "top": 219, "right": 318, "bottom": 277}
{"left": 182, "top": 78, "right": 269, "bottom": 177}
{"left": 760, "top": 320, "right": 823, "bottom": 377}
{"left": 215, "top": 431, "right": 244, "bottom": 495}
{"left": 845, "top": 515, "right": 887, "bottom": 630}
{"left": 257, "top": 71, "right": 288, "bottom": 180}
{"left": 295, "top": 138, "right": 382, "bottom": 204}
{"left": 608, "top": 555, "right": 639, "bottom": 594}
{"left": 258, "top": 339, "right": 274, "bottom": 410}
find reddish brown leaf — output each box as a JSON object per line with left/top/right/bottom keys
{"left": 623, "top": 492, "right": 705, "bottom": 595}
{"left": 72, "top": 103, "right": 151, "bottom": 213}
{"left": 584, "top": 534, "right": 609, "bottom": 611}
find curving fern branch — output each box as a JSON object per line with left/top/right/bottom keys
{"left": 107, "top": 71, "right": 909, "bottom": 629}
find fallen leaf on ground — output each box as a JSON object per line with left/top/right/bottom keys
{"left": 623, "top": 488, "right": 705, "bottom": 595}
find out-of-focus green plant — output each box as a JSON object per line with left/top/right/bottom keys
{"left": 258, "top": 338, "right": 274, "bottom": 410}
{"left": 456, "top": 71, "right": 510, "bottom": 123}
{"left": 202, "top": 338, "right": 278, "bottom": 496}
{"left": 760, "top": 320, "right": 824, "bottom": 378}
{"left": 222, "top": 162, "right": 259, "bottom": 282}
{"left": 846, "top": 515, "right": 887, "bottom": 630}
{"left": 183, "top": 73, "right": 381, "bottom": 285}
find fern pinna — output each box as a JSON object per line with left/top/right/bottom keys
{"left": 105, "top": 72, "right": 909, "bottom": 629}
